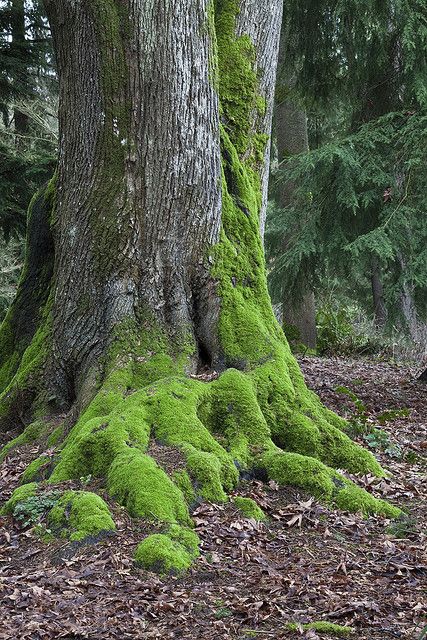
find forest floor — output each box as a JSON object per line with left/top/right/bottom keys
{"left": 0, "top": 356, "right": 426, "bottom": 640}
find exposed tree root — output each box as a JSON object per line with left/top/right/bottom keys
{"left": 1, "top": 338, "right": 401, "bottom": 574}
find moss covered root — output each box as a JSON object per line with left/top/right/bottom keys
{"left": 135, "top": 525, "right": 200, "bottom": 575}
{"left": 1, "top": 485, "right": 115, "bottom": 542}
{"left": 233, "top": 496, "right": 266, "bottom": 521}
{"left": 48, "top": 491, "right": 115, "bottom": 541}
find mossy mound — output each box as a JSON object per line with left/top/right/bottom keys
{"left": 1, "top": 482, "right": 38, "bottom": 515}
{"left": 48, "top": 490, "right": 115, "bottom": 541}
{"left": 233, "top": 496, "right": 266, "bottom": 521}
{"left": 1, "top": 485, "right": 115, "bottom": 542}
{"left": 135, "top": 525, "right": 200, "bottom": 575}
{"left": 286, "top": 621, "right": 353, "bottom": 636}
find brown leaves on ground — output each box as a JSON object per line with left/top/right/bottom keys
{"left": 0, "top": 356, "right": 426, "bottom": 639}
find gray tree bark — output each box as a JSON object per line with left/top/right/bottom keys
{"left": 34, "top": 0, "right": 283, "bottom": 407}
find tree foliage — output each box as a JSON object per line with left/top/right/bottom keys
{"left": 0, "top": 0, "right": 56, "bottom": 239}
{"left": 267, "top": 0, "right": 427, "bottom": 333}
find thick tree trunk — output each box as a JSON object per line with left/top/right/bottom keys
{"left": 275, "top": 33, "right": 317, "bottom": 350}
{"left": 45, "top": 0, "right": 223, "bottom": 404}
{"left": 0, "top": 1, "right": 398, "bottom": 568}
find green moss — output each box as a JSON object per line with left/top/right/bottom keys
{"left": 0, "top": 482, "right": 37, "bottom": 515}
{"left": 185, "top": 449, "right": 229, "bottom": 502}
{"left": 167, "top": 524, "right": 200, "bottom": 558}
{"left": 263, "top": 450, "right": 400, "bottom": 517}
{"left": 0, "top": 420, "right": 46, "bottom": 463}
{"left": 47, "top": 425, "right": 64, "bottom": 447}
{"left": 210, "top": 368, "right": 270, "bottom": 467}
{"left": 134, "top": 531, "right": 197, "bottom": 575}
{"left": 49, "top": 387, "right": 151, "bottom": 482}
{"left": 0, "top": 299, "right": 52, "bottom": 422}
{"left": 215, "top": 0, "right": 265, "bottom": 158}
{"left": 172, "top": 470, "right": 196, "bottom": 505}
{"left": 144, "top": 377, "right": 239, "bottom": 497}
{"left": 334, "top": 485, "right": 400, "bottom": 518}
{"left": 286, "top": 622, "right": 353, "bottom": 636}
{"left": 48, "top": 490, "right": 115, "bottom": 541}
{"left": 233, "top": 496, "right": 266, "bottom": 520}
{"left": 21, "top": 456, "right": 51, "bottom": 483}
{"left": 107, "top": 449, "right": 191, "bottom": 524}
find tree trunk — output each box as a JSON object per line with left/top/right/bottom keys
{"left": 11, "top": 0, "right": 30, "bottom": 143}
{"left": 370, "top": 256, "right": 387, "bottom": 328}
{"left": 0, "top": 1, "right": 397, "bottom": 568}
{"left": 398, "top": 253, "right": 427, "bottom": 346}
{"left": 275, "top": 32, "right": 317, "bottom": 350}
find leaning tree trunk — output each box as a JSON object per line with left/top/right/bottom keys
{"left": 0, "top": 1, "right": 398, "bottom": 570}
{"left": 275, "top": 28, "right": 317, "bottom": 350}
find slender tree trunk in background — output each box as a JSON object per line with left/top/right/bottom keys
{"left": 10, "top": 0, "right": 30, "bottom": 144}
{"left": 398, "top": 254, "right": 427, "bottom": 346}
{"left": 275, "top": 32, "right": 317, "bottom": 349}
{"left": 370, "top": 256, "right": 387, "bottom": 328}
{"left": 0, "top": 1, "right": 396, "bottom": 562}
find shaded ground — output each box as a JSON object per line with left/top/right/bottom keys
{"left": 0, "top": 356, "right": 426, "bottom": 639}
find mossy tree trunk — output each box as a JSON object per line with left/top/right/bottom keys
{"left": 0, "top": 0, "right": 399, "bottom": 571}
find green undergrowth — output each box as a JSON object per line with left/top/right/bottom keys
{"left": 286, "top": 621, "right": 353, "bottom": 636}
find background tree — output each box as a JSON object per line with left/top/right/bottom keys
{"left": 0, "top": 0, "right": 56, "bottom": 241}
{"left": 267, "top": 0, "right": 427, "bottom": 353}
{"left": 0, "top": 1, "right": 398, "bottom": 570}
{"left": 274, "top": 16, "right": 317, "bottom": 349}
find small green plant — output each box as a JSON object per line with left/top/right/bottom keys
{"left": 364, "top": 429, "right": 402, "bottom": 458}
{"left": 214, "top": 607, "right": 233, "bottom": 620}
{"left": 13, "top": 491, "right": 61, "bottom": 527}
{"left": 386, "top": 515, "right": 418, "bottom": 539}
{"left": 316, "top": 303, "right": 372, "bottom": 356}
{"left": 377, "top": 408, "right": 410, "bottom": 424}
{"left": 335, "top": 386, "right": 370, "bottom": 435}
{"left": 404, "top": 450, "right": 419, "bottom": 464}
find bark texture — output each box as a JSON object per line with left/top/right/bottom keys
{"left": 45, "top": 0, "right": 223, "bottom": 404}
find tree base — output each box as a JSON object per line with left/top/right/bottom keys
{"left": 0, "top": 336, "right": 400, "bottom": 573}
